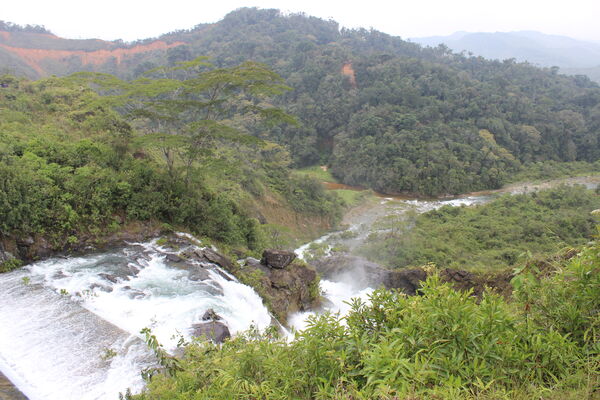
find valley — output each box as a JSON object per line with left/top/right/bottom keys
{"left": 0, "top": 7, "right": 598, "bottom": 399}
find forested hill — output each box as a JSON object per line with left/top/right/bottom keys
{"left": 3, "top": 8, "right": 600, "bottom": 196}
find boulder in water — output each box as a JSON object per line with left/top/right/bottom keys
{"left": 89, "top": 283, "right": 113, "bottom": 293}
{"left": 165, "top": 253, "right": 183, "bottom": 263}
{"left": 213, "top": 268, "right": 233, "bottom": 282}
{"left": 98, "top": 273, "right": 119, "bottom": 284}
{"left": 121, "top": 285, "right": 145, "bottom": 299}
{"left": 191, "top": 321, "right": 230, "bottom": 343}
{"left": 188, "top": 268, "right": 211, "bottom": 281}
{"left": 201, "top": 248, "right": 235, "bottom": 271}
{"left": 261, "top": 249, "right": 296, "bottom": 269}
{"left": 201, "top": 308, "right": 222, "bottom": 321}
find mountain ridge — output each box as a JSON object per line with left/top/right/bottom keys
{"left": 2, "top": 8, "right": 600, "bottom": 197}
{"left": 411, "top": 30, "right": 600, "bottom": 81}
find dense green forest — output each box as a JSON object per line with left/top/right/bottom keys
{"left": 3, "top": 8, "right": 600, "bottom": 195}
{"left": 0, "top": 11, "right": 598, "bottom": 399}
{"left": 152, "top": 9, "right": 600, "bottom": 196}
{"left": 131, "top": 241, "right": 599, "bottom": 399}
{"left": 358, "top": 185, "right": 600, "bottom": 271}
{"left": 0, "top": 66, "right": 342, "bottom": 266}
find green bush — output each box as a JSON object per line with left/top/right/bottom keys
{"left": 134, "top": 243, "right": 600, "bottom": 399}
{"left": 359, "top": 185, "right": 600, "bottom": 271}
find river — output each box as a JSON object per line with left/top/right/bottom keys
{"left": 1, "top": 175, "right": 598, "bottom": 398}
{"left": 288, "top": 175, "right": 600, "bottom": 330}
{"left": 0, "top": 236, "right": 271, "bottom": 400}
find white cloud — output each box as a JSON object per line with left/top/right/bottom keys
{"left": 3, "top": 0, "right": 600, "bottom": 42}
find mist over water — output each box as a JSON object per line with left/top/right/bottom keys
{"left": 288, "top": 194, "right": 493, "bottom": 332}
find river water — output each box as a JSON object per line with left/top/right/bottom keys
{"left": 289, "top": 175, "right": 600, "bottom": 330}
{"left": 0, "top": 237, "right": 271, "bottom": 399}
{"left": 1, "top": 176, "right": 598, "bottom": 398}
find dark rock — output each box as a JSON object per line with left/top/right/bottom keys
{"left": 261, "top": 249, "right": 296, "bottom": 269}
{"left": 165, "top": 253, "right": 183, "bottom": 263}
{"left": 201, "top": 308, "right": 222, "bottom": 321}
{"left": 256, "top": 213, "right": 267, "bottom": 225}
{"left": 98, "top": 273, "right": 119, "bottom": 284}
{"left": 0, "top": 247, "right": 15, "bottom": 264}
{"left": 213, "top": 268, "right": 233, "bottom": 282}
{"left": 31, "top": 237, "right": 53, "bottom": 259}
{"left": 128, "top": 265, "right": 140, "bottom": 275}
{"left": 191, "top": 321, "right": 230, "bottom": 343}
{"left": 90, "top": 283, "right": 113, "bottom": 293}
{"left": 241, "top": 258, "right": 321, "bottom": 321}
{"left": 0, "top": 370, "right": 28, "bottom": 400}
{"left": 201, "top": 248, "right": 235, "bottom": 272}
{"left": 188, "top": 268, "right": 211, "bottom": 281}
{"left": 120, "top": 286, "right": 145, "bottom": 298}
{"left": 440, "top": 268, "right": 514, "bottom": 298}
{"left": 441, "top": 268, "right": 473, "bottom": 282}
{"left": 270, "top": 269, "right": 294, "bottom": 289}
{"left": 127, "top": 289, "right": 145, "bottom": 299}
{"left": 385, "top": 268, "right": 428, "bottom": 295}
{"left": 52, "top": 270, "right": 68, "bottom": 279}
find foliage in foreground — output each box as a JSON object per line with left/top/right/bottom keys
{"left": 134, "top": 241, "right": 599, "bottom": 399}
{"left": 359, "top": 184, "right": 600, "bottom": 271}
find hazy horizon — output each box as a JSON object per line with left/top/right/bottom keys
{"left": 3, "top": 1, "right": 600, "bottom": 44}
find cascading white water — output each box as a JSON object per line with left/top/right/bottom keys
{"left": 0, "top": 237, "right": 272, "bottom": 399}
{"left": 289, "top": 195, "right": 491, "bottom": 332}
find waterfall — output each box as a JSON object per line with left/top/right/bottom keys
{"left": 0, "top": 238, "right": 271, "bottom": 399}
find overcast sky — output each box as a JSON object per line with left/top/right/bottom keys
{"left": 3, "top": 0, "right": 600, "bottom": 43}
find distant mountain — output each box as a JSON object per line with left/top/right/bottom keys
{"left": 411, "top": 31, "right": 600, "bottom": 81}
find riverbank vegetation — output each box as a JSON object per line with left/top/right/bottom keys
{"left": 132, "top": 240, "right": 599, "bottom": 399}
{"left": 358, "top": 185, "right": 600, "bottom": 271}
{"left": 0, "top": 70, "right": 343, "bottom": 267}
{"left": 509, "top": 160, "right": 600, "bottom": 183}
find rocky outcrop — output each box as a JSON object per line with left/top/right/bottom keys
{"left": 190, "top": 309, "right": 230, "bottom": 343}
{"left": 199, "top": 248, "right": 235, "bottom": 272}
{"left": 386, "top": 268, "right": 428, "bottom": 295}
{"left": 169, "top": 242, "right": 321, "bottom": 322}
{"left": 313, "top": 254, "right": 425, "bottom": 295}
{"left": 241, "top": 256, "right": 321, "bottom": 322}
{"left": 201, "top": 309, "right": 221, "bottom": 321}
{"left": 311, "top": 254, "right": 515, "bottom": 298}
{"left": 0, "top": 221, "right": 162, "bottom": 268}
{"left": 191, "top": 321, "right": 231, "bottom": 343}
{"left": 439, "top": 268, "right": 514, "bottom": 298}
{"left": 261, "top": 249, "right": 296, "bottom": 269}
